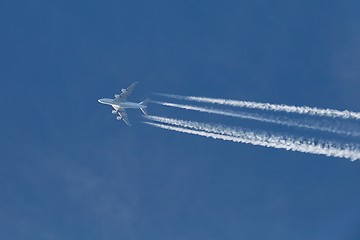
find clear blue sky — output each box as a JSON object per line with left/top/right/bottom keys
{"left": 1, "top": 1, "right": 360, "bottom": 239}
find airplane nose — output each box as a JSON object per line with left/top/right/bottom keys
{"left": 98, "top": 99, "right": 102, "bottom": 103}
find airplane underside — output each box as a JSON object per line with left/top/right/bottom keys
{"left": 98, "top": 82, "right": 148, "bottom": 126}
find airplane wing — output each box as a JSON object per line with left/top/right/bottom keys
{"left": 114, "top": 82, "right": 138, "bottom": 102}
{"left": 112, "top": 105, "right": 119, "bottom": 111}
{"left": 118, "top": 108, "right": 131, "bottom": 126}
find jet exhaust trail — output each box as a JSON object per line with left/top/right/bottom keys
{"left": 152, "top": 101, "right": 360, "bottom": 137}
{"left": 156, "top": 93, "right": 360, "bottom": 120}
{"left": 144, "top": 115, "right": 360, "bottom": 161}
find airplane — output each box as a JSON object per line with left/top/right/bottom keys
{"left": 98, "top": 82, "right": 149, "bottom": 126}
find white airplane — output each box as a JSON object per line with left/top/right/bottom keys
{"left": 98, "top": 82, "right": 149, "bottom": 126}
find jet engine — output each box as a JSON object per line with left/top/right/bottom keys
{"left": 121, "top": 89, "right": 126, "bottom": 93}
{"left": 112, "top": 110, "right": 117, "bottom": 114}
{"left": 114, "top": 94, "right": 120, "bottom": 98}
{"left": 116, "top": 116, "right": 122, "bottom": 120}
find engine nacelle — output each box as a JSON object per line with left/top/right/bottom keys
{"left": 112, "top": 110, "right": 117, "bottom": 114}
{"left": 121, "top": 89, "right": 126, "bottom": 93}
{"left": 114, "top": 94, "right": 120, "bottom": 98}
{"left": 116, "top": 116, "right": 122, "bottom": 120}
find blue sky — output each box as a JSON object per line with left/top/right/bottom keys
{"left": 1, "top": 0, "right": 360, "bottom": 239}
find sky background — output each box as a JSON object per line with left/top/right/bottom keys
{"left": 1, "top": 0, "right": 360, "bottom": 239}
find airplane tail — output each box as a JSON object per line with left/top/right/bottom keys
{"left": 139, "top": 98, "right": 150, "bottom": 115}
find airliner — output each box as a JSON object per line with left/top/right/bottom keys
{"left": 98, "top": 82, "right": 148, "bottom": 126}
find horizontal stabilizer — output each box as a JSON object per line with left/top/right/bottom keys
{"left": 140, "top": 107, "right": 148, "bottom": 115}
{"left": 140, "top": 98, "right": 150, "bottom": 106}
{"left": 140, "top": 98, "right": 149, "bottom": 115}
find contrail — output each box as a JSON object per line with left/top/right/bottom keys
{"left": 152, "top": 101, "right": 360, "bottom": 137}
{"left": 144, "top": 116, "right": 360, "bottom": 161}
{"left": 156, "top": 93, "right": 360, "bottom": 120}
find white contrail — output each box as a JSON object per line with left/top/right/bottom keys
{"left": 156, "top": 93, "right": 360, "bottom": 120}
{"left": 144, "top": 116, "right": 360, "bottom": 161}
{"left": 152, "top": 101, "right": 360, "bottom": 137}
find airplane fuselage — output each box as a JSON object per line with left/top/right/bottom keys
{"left": 98, "top": 98, "right": 145, "bottom": 109}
